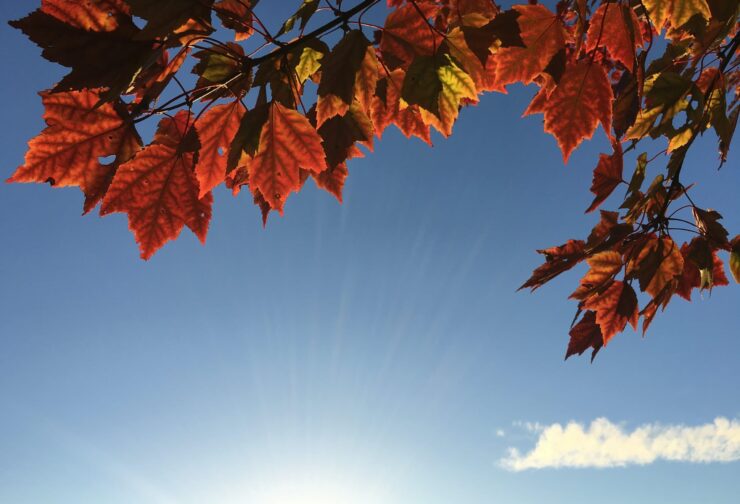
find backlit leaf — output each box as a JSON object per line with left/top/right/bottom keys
{"left": 583, "top": 281, "right": 639, "bottom": 345}
{"left": 536, "top": 61, "right": 614, "bottom": 162}
{"left": 642, "top": 0, "right": 713, "bottom": 30}
{"left": 491, "top": 4, "right": 565, "bottom": 88}
{"left": 312, "top": 162, "right": 348, "bottom": 203}
{"left": 520, "top": 240, "right": 587, "bottom": 291}
{"left": 317, "top": 30, "right": 374, "bottom": 126}
{"left": 380, "top": 3, "right": 443, "bottom": 68}
{"left": 101, "top": 112, "right": 211, "bottom": 259}
{"left": 371, "top": 69, "right": 432, "bottom": 144}
{"left": 628, "top": 236, "right": 683, "bottom": 298}
{"left": 586, "top": 144, "right": 623, "bottom": 213}
{"left": 248, "top": 102, "right": 326, "bottom": 212}
{"left": 195, "top": 101, "right": 245, "bottom": 197}
{"left": 214, "top": 0, "right": 255, "bottom": 41}
{"left": 571, "top": 251, "right": 624, "bottom": 300}
{"left": 8, "top": 90, "right": 139, "bottom": 212}
{"left": 40, "top": 0, "right": 131, "bottom": 31}
{"left": 402, "top": 53, "right": 477, "bottom": 134}
{"left": 585, "top": 3, "right": 643, "bottom": 70}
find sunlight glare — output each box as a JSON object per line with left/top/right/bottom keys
{"left": 252, "top": 468, "right": 388, "bottom": 504}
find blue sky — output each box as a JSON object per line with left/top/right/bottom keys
{"left": 1, "top": 2, "right": 739, "bottom": 503}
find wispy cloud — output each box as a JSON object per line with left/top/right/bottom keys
{"left": 501, "top": 417, "right": 740, "bottom": 471}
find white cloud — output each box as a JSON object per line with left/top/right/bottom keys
{"left": 496, "top": 429, "right": 506, "bottom": 438}
{"left": 500, "top": 417, "right": 740, "bottom": 471}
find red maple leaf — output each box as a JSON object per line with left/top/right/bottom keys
{"left": 583, "top": 280, "right": 638, "bottom": 345}
{"left": 585, "top": 3, "right": 644, "bottom": 70}
{"left": 586, "top": 143, "right": 624, "bottom": 213}
{"left": 247, "top": 102, "right": 327, "bottom": 212}
{"left": 194, "top": 100, "right": 245, "bottom": 197}
{"left": 101, "top": 112, "right": 211, "bottom": 259}
{"left": 40, "top": 0, "right": 131, "bottom": 31}
{"left": 312, "top": 162, "right": 349, "bottom": 203}
{"left": 491, "top": 4, "right": 565, "bottom": 88}
{"left": 8, "top": 89, "right": 140, "bottom": 211}
{"left": 533, "top": 61, "right": 614, "bottom": 162}
{"left": 371, "top": 69, "right": 432, "bottom": 145}
{"left": 380, "top": 3, "right": 443, "bottom": 68}
{"left": 214, "top": 0, "right": 254, "bottom": 41}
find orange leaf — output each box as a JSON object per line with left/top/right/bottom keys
{"left": 195, "top": 101, "right": 245, "bottom": 197}
{"left": 101, "top": 113, "right": 211, "bottom": 259}
{"left": 83, "top": 125, "right": 142, "bottom": 214}
{"left": 214, "top": 0, "right": 254, "bottom": 41}
{"left": 133, "top": 48, "right": 189, "bottom": 105}
{"left": 355, "top": 45, "right": 380, "bottom": 116}
{"left": 41, "top": 0, "right": 130, "bottom": 31}
{"left": 640, "top": 281, "right": 674, "bottom": 335}
{"left": 317, "top": 30, "right": 374, "bottom": 126}
{"left": 537, "top": 61, "right": 613, "bottom": 162}
{"left": 677, "top": 241, "right": 701, "bottom": 300}
{"left": 312, "top": 163, "right": 349, "bottom": 203}
{"left": 248, "top": 102, "right": 326, "bottom": 212}
{"left": 447, "top": 0, "right": 498, "bottom": 25}
{"left": 628, "top": 236, "right": 683, "bottom": 298}
{"left": 371, "top": 70, "right": 432, "bottom": 145}
{"left": 380, "top": 3, "right": 443, "bottom": 68}
{"left": 491, "top": 4, "right": 565, "bottom": 88}
{"left": 520, "top": 240, "right": 586, "bottom": 291}
{"left": 570, "top": 250, "right": 623, "bottom": 300}
{"left": 7, "top": 90, "right": 138, "bottom": 208}
{"left": 583, "top": 280, "right": 638, "bottom": 345}
{"left": 585, "top": 3, "right": 643, "bottom": 70}
{"left": 586, "top": 143, "right": 623, "bottom": 213}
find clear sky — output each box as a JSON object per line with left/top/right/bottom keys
{"left": 1, "top": 2, "right": 739, "bottom": 504}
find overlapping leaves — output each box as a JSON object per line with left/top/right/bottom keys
{"left": 8, "top": 0, "right": 740, "bottom": 359}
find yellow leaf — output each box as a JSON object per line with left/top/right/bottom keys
{"left": 643, "top": 0, "right": 672, "bottom": 28}
{"left": 667, "top": 127, "right": 693, "bottom": 152}
{"left": 435, "top": 55, "right": 477, "bottom": 136}
{"left": 643, "top": 0, "right": 711, "bottom": 29}
{"left": 295, "top": 46, "right": 324, "bottom": 83}
{"left": 670, "top": 0, "right": 710, "bottom": 27}
{"left": 625, "top": 106, "right": 661, "bottom": 140}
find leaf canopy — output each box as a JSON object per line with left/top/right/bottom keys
{"left": 7, "top": 0, "right": 740, "bottom": 359}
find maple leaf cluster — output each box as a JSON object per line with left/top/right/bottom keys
{"left": 8, "top": 0, "right": 740, "bottom": 359}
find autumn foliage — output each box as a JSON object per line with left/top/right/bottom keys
{"left": 8, "top": 0, "right": 740, "bottom": 359}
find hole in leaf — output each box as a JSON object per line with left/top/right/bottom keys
{"left": 131, "top": 16, "right": 147, "bottom": 29}
{"left": 99, "top": 155, "right": 115, "bottom": 164}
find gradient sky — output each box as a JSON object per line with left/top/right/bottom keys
{"left": 1, "top": 2, "right": 739, "bottom": 503}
